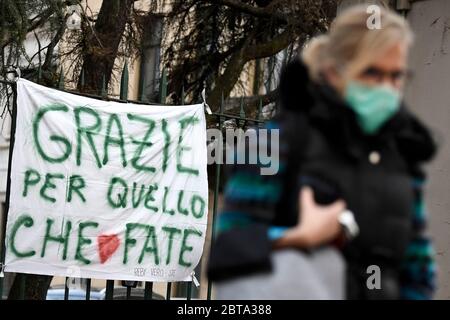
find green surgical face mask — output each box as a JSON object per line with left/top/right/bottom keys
{"left": 344, "top": 81, "right": 401, "bottom": 135}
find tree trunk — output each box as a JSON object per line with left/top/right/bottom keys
{"left": 8, "top": 274, "right": 52, "bottom": 300}
{"left": 79, "top": 0, "right": 136, "bottom": 93}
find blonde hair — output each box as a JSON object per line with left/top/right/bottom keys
{"left": 302, "top": 4, "right": 413, "bottom": 81}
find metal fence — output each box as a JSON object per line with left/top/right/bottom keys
{"left": 0, "top": 63, "right": 266, "bottom": 300}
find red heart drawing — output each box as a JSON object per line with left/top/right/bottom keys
{"left": 97, "top": 234, "right": 120, "bottom": 264}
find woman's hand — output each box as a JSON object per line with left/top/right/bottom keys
{"left": 273, "top": 187, "right": 346, "bottom": 249}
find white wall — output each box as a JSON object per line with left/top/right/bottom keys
{"left": 404, "top": 0, "right": 450, "bottom": 300}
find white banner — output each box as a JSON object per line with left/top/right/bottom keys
{"left": 4, "top": 79, "right": 209, "bottom": 282}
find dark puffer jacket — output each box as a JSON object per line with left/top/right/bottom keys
{"left": 208, "top": 58, "right": 437, "bottom": 300}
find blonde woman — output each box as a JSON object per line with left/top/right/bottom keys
{"left": 209, "top": 5, "right": 436, "bottom": 299}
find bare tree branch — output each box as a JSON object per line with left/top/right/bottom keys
{"left": 243, "top": 28, "right": 297, "bottom": 60}
{"left": 0, "top": 7, "right": 55, "bottom": 49}
{"left": 225, "top": 89, "right": 278, "bottom": 112}
{"left": 206, "top": 0, "right": 288, "bottom": 23}
{"left": 42, "top": 14, "right": 68, "bottom": 71}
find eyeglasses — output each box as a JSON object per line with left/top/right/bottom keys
{"left": 360, "top": 66, "right": 413, "bottom": 85}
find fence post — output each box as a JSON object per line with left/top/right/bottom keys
{"left": 80, "top": 68, "right": 85, "bottom": 90}
{"left": 85, "top": 279, "right": 91, "bottom": 300}
{"left": 19, "top": 275, "right": 25, "bottom": 300}
{"left": 37, "top": 65, "right": 42, "bottom": 84}
{"left": 257, "top": 98, "right": 262, "bottom": 127}
{"left": 120, "top": 61, "right": 129, "bottom": 100}
{"left": 101, "top": 74, "right": 106, "bottom": 97}
{"left": 181, "top": 85, "right": 193, "bottom": 300}
{"left": 207, "top": 92, "right": 225, "bottom": 300}
{"left": 161, "top": 69, "right": 172, "bottom": 300}
{"left": 239, "top": 97, "right": 245, "bottom": 128}
{"left": 120, "top": 62, "right": 131, "bottom": 300}
{"left": 159, "top": 68, "right": 167, "bottom": 104}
